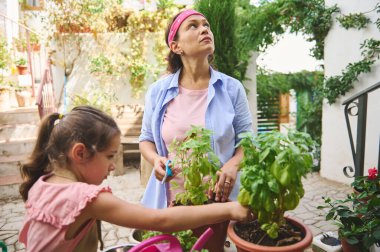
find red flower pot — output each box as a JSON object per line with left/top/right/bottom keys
{"left": 192, "top": 220, "right": 229, "bottom": 252}
{"left": 340, "top": 238, "right": 361, "bottom": 252}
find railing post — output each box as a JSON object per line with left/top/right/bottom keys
{"left": 342, "top": 81, "right": 380, "bottom": 178}
{"left": 354, "top": 95, "right": 367, "bottom": 177}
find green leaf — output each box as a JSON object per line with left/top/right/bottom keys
{"left": 259, "top": 148, "right": 270, "bottom": 163}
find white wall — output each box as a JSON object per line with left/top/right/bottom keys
{"left": 321, "top": 0, "right": 380, "bottom": 184}
{"left": 49, "top": 33, "right": 161, "bottom": 112}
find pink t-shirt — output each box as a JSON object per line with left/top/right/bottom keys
{"left": 162, "top": 85, "right": 208, "bottom": 203}
{"left": 19, "top": 174, "right": 112, "bottom": 252}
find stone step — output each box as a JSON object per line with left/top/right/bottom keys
{"left": 0, "top": 160, "right": 23, "bottom": 175}
{"left": 0, "top": 179, "right": 22, "bottom": 199}
{"left": 0, "top": 106, "right": 40, "bottom": 125}
{"left": 0, "top": 159, "right": 23, "bottom": 186}
{"left": 0, "top": 138, "right": 35, "bottom": 157}
{"left": 0, "top": 124, "right": 38, "bottom": 142}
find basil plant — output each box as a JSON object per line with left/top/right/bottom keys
{"left": 170, "top": 125, "right": 220, "bottom": 206}
{"left": 237, "top": 130, "right": 317, "bottom": 239}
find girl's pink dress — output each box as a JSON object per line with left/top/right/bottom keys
{"left": 19, "top": 174, "right": 112, "bottom": 252}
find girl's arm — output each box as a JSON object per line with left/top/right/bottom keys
{"left": 87, "top": 192, "right": 250, "bottom": 233}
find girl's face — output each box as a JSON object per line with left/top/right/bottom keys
{"left": 82, "top": 134, "right": 121, "bottom": 185}
{"left": 175, "top": 15, "right": 214, "bottom": 57}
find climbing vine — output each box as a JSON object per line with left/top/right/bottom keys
{"left": 237, "top": 0, "right": 380, "bottom": 104}
{"left": 336, "top": 13, "right": 370, "bottom": 30}
{"left": 324, "top": 39, "right": 380, "bottom": 104}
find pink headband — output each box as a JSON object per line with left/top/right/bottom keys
{"left": 167, "top": 10, "right": 205, "bottom": 46}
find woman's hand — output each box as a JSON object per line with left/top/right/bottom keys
{"left": 208, "top": 147, "right": 243, "bottom": 202}
{"left": 153, "top": 156, "right": 176, "bottom": 183}
{"left": 212, "top": 166, "right": 238, "bottom": 202}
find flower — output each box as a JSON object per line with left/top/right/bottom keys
{"left": 351, "top": 167, "right": 380, "bottom": 196}
{"left": 368, "top": 167, "right": 377, "bottom": 180}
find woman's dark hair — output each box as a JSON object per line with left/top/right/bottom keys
{"left": 19, "top": 106, "right": 121, "bottom": 201}
{"left": 165, "top": 10, "right": 215, "bottom": 73}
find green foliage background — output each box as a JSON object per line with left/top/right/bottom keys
{"left": 194, "top": 0, "right": 250, "bottom": 81}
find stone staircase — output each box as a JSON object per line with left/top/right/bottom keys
{"left": 0, "top": 106, "right": 39, "bottom": 189}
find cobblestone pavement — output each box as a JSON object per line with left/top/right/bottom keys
{"left": 0, "top": 164, "right": 351, "bottom": 252}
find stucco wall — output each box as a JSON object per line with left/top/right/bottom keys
{"left": 49, "top": 33, "right": 161, "bottom": 112}
{"left": 321, "top": 0, "right": 380, "bottom": 184}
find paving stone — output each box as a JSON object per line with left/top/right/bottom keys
{"left": 2, "top": 222, "right": 22, "bottom": 231}
{"left": 116, "top": 227, "right": 132, "bottom": 239}
{"left": 314, "top": 220, "right": 333, "bottom": 228}
{"left": 319, "top": 223, "right": 339, "bottom": 232}
{"left": 103, "top": 229, "right": 117, "bottom": 241}
{"left": 4, "top": 232, "right": 19, "bottom": 244}
{"left": 295, "top": 212, "right": 316, "bottom": 220}
{"left": 308, "top": 225, "right": 323, "bottom": 236}
{"left": 6, "top": 244, "right": 15, "bottom": 252}
{"left": 101, "top": 221, "right": 114, "bottom": 232}
{"left": 15, "top": 241, "right": 25, "bottom": 251}
{"left": 103, "top": 238, "right": 118, "bottom": 248}
{"left": 304, "top": 219, "right": 318, "bottom": 225}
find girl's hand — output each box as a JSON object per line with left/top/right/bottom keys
{"left": 227, "top": 202, "right": 254, "bottom": 222}
{"left": 210, "top": 166, "right": 238, "bottom": 202}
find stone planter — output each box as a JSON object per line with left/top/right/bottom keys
{"left": 312, "top": 232, "right": 342, "bottom": 252}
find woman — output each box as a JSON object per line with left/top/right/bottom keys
{"left": 139, "top": 9, "right": 253, "bottom": 209}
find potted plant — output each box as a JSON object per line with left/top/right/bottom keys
{"left": 13, "top": 34, "right": 40, "bottom": 52}
{"left": 14, "top": 85, "right": 32, "bottom": 107}
{"left": 15, "top": 57, "right": 28, "bottom": 75}
{"left": 30, "top": 33, "right": 40, "bottom": 52}
{"left": 168, "top": 125, "right": 227, "bottom": 252}
{"left": 227, "top": 130, "right": 316, "bottom": 252}
{"left": 318, "top": 167, "right": 380, "bottom": 252}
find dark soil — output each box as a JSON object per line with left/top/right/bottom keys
{"left": 234, "top": 219, "right": 304, "bottom": 247}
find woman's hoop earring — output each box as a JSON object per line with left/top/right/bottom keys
{"left": 180, "top": 50, "right": 184, "bottom": 56}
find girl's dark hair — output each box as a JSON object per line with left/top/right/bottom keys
{"left": 19, "top": 106, "right": 121, "bottom": 201}
{"left": 165, "top": 11, "right": 215, "bottom": 73}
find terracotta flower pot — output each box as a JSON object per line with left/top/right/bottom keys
{"left": 227, "top": 216, "right": 312, "bottom": 252}
{"left": 16, "top": 65, "right": 28, "bottom": 75}
{"left": 192, "top": 220, "right": 229, "bottom": 252}
{"left": 340, "top": 238, "right": 361, "bottom": 252}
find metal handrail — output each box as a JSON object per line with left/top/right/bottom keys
{"left": 342, "top": 81, "right": 380, "bottom": 177}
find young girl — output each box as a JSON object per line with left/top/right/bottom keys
{"left": 18, "top": 106, "right": 250, "bottom": 252}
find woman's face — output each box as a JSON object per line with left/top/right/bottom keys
{"left": 175, "top": 15, "right": 214, "bottom": 57}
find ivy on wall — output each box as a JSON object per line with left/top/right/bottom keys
{"left": 238, "top": 0, "right": 380, "bottom": 104}
{"left": 324, "top": 39, "right": 380, "bottom": 104}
